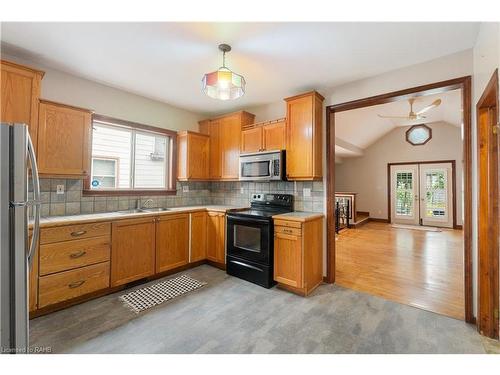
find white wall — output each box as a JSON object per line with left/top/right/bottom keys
{"left": 472, "top": 22, "right": 500, "bottom": 319}
{"left": 335, "top": 122, "right": 463, "bottom": 224}
{"left": 1, "top": 53, "right": 203, "bottom": 132}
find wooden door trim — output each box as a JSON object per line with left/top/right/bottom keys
{"left": 326, "top": 76, "right": 474, "bottom": 324}
{"left": 387, "top": 160, "right": 457, "bottom": 228}
{"left": 476, "top": 69, "right": 499, "bottom": 339}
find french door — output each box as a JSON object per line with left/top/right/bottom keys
{"left": 390, "top": 162, "right": 454, "bottom": 228}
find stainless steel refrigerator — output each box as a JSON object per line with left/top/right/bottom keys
{"left": 0, "top": 123, "right": 41, "bottom": 354}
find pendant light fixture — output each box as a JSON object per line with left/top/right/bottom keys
{"left": 202, "top": 44, "right": 245, "bottom": 101}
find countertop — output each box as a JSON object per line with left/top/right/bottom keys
{"left": 30, "top": 205, "right": 249, "bottom": 229}
{"left": 272, "top": 211, "right": 324, "bottom": 222}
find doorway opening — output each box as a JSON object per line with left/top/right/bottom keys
{"left": 326, "top": 77, "right": 473, "bottom": 323}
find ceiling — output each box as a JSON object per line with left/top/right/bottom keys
{"left": 335, "top": 89, "right": 462, "bottom": 158}
{"left": 0, "top": 22, "right": 479, "bottom": 115}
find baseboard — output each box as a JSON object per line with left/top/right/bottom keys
{"left": 454, "top": 224, "right": 463, "bottom": 230}
{"left": 369, "top": 218, "right": 390, "bottom": 223}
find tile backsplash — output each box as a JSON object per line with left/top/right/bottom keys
{"left": 36, "top": 179, "right": 325, "bottom": 217}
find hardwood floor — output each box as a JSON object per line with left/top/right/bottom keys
{"left": 336, "top": 222, "right": 464, "bottom": 320}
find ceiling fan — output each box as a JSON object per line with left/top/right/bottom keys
{"left": 377, "top": 98, "right": 442, "bottom": 120}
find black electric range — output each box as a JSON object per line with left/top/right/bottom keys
{"left": 226, "top": 193, "right": 294, "bottom": 288}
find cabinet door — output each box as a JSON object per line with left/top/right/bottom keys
{"left": 189, "top": 133, "right": 209, "bottom": 179}
{"left": 28, "top": 232, "right": 38, "bottom": 312}
{"left": 241, "top": 127, "right": 263, "bottom": 153}
{"left": 207, "top": 212, "right": 225, "bottom": 263}
{"left": 220, "top": 116, "right": 241, "bottom": 179}
{"left": 37, "top": 101, "right": 91, "bottom": 176}
{"left": 1, "top": 61, "right": 43, "bottom": 150}
{"left": 208, "top": 120, "right": 222, "bottom": 179}
{"left": 286, "top": 96, "right": 313, "bottom": 179}
{"left": 111, "top": 218, "right": 156, "bottom": 286}
{"left": 156, "top": 214, "right": 190, "bottom": 273}
{"left": 263, "top": 120, "right": 286, "bottom": 151}
{"left": 190, "top": 211, "right": 207, "bottom": 262}
{"left": 274, "top": 232, "right": 303, "bottom": 287}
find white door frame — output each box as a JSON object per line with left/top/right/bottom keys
{"left": 419, "top": 162, "right": 454, "bottom": 228}
{"left": 388, "top": 160, "right": 456, "bottom": 228}
{"left": 390, "top": 164, "right": 420, "bottom": 225}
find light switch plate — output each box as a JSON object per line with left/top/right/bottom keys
{"left": 240, "top": 187, "right": 244, "bottom": 194}
{"left": 182, "top": 185, "right": 189, "bottom": 193}
{"left": 56, "top": 185, "right": 65, "bottom": 195}
{"left": 303, "top": 188, "right": 311, "bottom": 198}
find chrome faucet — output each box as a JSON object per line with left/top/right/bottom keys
{"left": 137, "top": 198, "right": 154, "bottom": 209}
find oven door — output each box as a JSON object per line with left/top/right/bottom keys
{"left": 226, "top": 215, "right": 271, "bottom": 264}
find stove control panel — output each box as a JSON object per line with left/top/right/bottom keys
{"left": 250, "top": 193, "right": 294, "bottom": 206}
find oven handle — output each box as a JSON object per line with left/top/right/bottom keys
{"left": 229, "top": 260, "right": 264, "bottom": 272}
{"left": 227, "top": 215, "right": 270, "bottom": 225}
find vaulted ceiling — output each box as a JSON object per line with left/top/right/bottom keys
{"left": 335, "top": 89, "right": 462, "bottom": 158}
{"left": 0, "top": 22, "right": 479, "bottom": 115}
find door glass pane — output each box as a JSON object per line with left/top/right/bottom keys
{"left": 241, "top": 161, "right": 270, "bottom": 177}
{"left": 233, "top": 225, "right": 261, "bottom": 253}
{"left": 424, "top": 170, "right": 447, "bottom": 218}
{"left": 134, "top": 132, "right": 168, "bottom": 189}
{"left": 396, "top": 171, "right": 413, "bottom": 216}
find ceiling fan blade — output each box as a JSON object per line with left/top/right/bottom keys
{"left": 377, "top": 114, "right": 411, "bottom": 119}
{"left": 416, "top": 99, "right": 441, "bottom": 115}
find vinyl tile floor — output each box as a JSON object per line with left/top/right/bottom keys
{"left": 30, "top": 265, "right": 489, "bottom": 354}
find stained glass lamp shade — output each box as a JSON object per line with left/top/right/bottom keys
{"left": 202, "top": 44, "right": 245, "bottom": 101}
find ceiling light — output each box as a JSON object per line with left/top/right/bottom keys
{"left": 202, "top": 44, "right": 245, "bottom": 101}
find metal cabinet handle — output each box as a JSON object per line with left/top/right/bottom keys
{"left": 68, "top": 280, "right": 85, "bottom": 289}
{"left": 69, "top": 250, "right": 87, "bottom": 259}
{"left": 70, "top": 230, "right": 87, "bottom": 237}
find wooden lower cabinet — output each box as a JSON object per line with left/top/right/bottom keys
{"left": 38, "top": 262, "right": 110, "bottom": 308}
{"left": 190, "top": 211, "right": 207, "bottom": 262}
{"left": 207, "top": 211, "right": 226, "bottom": 263}
{"left": 29, "top": 231, "right": 38, "bottom": 312}
{"left": 274, "top": 216, "right": 323, "bottom": 296}
{"left": 156, "top": 214, "right": 190, "bottom": 273}
{"left": 111, "top": 217, "right": 156, "bottom": 287}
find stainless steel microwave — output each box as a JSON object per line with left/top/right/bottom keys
{"left": 239, "top": 150, "right": 285, "bottom": 181}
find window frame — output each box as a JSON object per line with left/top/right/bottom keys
{"left": 83, "top": 114, "right": 177, "bottom": 196}
{"left": 405, "top": 124, "right": 432, "bottom": 146}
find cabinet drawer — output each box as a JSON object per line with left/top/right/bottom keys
{"left": 39, "top": 236, "right": 111, "bottom": 276}
{"left": 40, "top": 222, "right": 111, "bottom": 244}
{"left": 274, "top": 219, "right": 302, "bottom": 229}
{"left": 275, "top": 225, "right": 302, "bottom": 236}
{"left": 38, "top": 262, "right": 110, "bottom": 308}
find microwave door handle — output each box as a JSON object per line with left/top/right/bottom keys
{"left": 27, "top": 133, "right": 40, "bottom": 268}
{"left": 269, "top": 160, "right": 273, "bottom": 177}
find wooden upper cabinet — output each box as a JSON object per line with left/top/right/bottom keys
{"left": 285, "top": 91, "right": 324, "bottom": 180}
{"left": 241, "top": 127, "right": 263, "bottom": 153}
{"left": 37, "top": 100, "right": 92, "bottom": 177}
{"left": 111, "top": 217, "right": 156, "bottom": 287}
{"left": 200, "top": 111, "right": 255, "bottom": 180}
{"left": 177, "top": 131, "right": 209, "bottom": 180}
{"left": 200, "top": 118, "right": 222, "bottom": 179}
{"left": 1, "top": 60, "right": 44, "bottom": 148}
{"left": 263, "top": 119, "right": 286, "bottom": 151}
{"left": 190, "top": 211, "right": 207, "bottom": 262}
{"left": 241, "top": 118, "right": 286, "bottom": 153}
{"left": 156, "top": 214, "right": 189, "bottom": 273}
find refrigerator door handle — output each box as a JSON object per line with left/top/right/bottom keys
{"left": 27, "top": 133, "right": 40, "bottom": 268}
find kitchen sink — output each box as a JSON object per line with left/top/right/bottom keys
{"left": 114, "top": 207, "right": 170, "bottom": 215}
{"left": 139, "top": 207, "right": 170, "bottom": 213}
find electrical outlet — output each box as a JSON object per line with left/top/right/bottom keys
{"left": 303, "top": 188, "right": 311, "bottom": 198}
{"left": 56, "top": 185, "right": 65, "bottom": 195}
{"left": 182, "top": 185, "right": 189, "bottom": 193}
